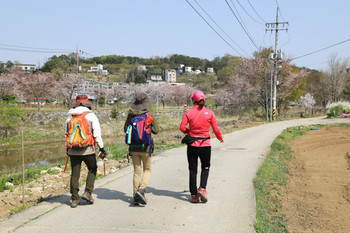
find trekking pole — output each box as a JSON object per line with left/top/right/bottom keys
{"left": 98, "top": 151, "right": 106, "bottom": 176}
{"left": 103, "top": 160, "right": 106, "bottom": 176}
{"left": 61, "top": 153, "right": 69, "bottom": 178}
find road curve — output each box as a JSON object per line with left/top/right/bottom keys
{"left": 1, "top": 117, "right": 350, "bottom": 233}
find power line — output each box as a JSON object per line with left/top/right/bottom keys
{"left": 225, "top": 0, "right": 260, "bottom": 50}
{"left": 247, "top": 0, "right": 266, "bottom": 23}
{"left": 193, "top": 0, "right": 249, "bottom": 56}
{"left": 274, "top": 0, "right": 285, "bottom": 22}
{"left": 292, "top": 38, "right": 350, "bottom": 60}
{"left": 279, "top": 30, "right": 290, "bottom": 49}
{"left": 0, "top": 46, "right": 73, "bottom": 54}
{"left": 80, "top": 50, "right": 96, "bottom": 57}
{"left": 0, "top": 42, "right": 96, "bottom": 58}
{"left": 229, "top": 0, "right": 255, "bottom": 40}
{"left": 185, "top": 0, "right": 243, "bottom": 56}
{"left": 235, "top": 0, "right": 263, "bottom": 25}
{"left": 0, "top": 43, "right": 74, "bottom": 52}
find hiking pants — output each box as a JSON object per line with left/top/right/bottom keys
{"left": 187, "top": 146, "right": 211, "bottom": 195}
{"left": 70, "top": 154, "right": 97, "bottom": 199}
{"left": 131, "top": 151, "right": 151, "bottom": 195}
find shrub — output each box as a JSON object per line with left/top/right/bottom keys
{"left": 326, "top": 101, "right": 350, "bottom": 117}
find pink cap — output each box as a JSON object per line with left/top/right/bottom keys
{"left": 191, "top": 91, "right": 205, "bottom": 102}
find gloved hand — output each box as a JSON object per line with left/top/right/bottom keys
{"left": 99, "top": 147, "right": 106, "bottom": 159}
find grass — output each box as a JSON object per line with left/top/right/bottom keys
{"left": 0, "top": 161, "right": 66, "bottom": 192}
{"left": 10, "top": 203, "right": 27, "bottom": 214}
{"left": 253, "top": 126, "right": 310, "bottom": 233}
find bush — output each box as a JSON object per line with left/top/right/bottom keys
{"left": 326, "top": 101, "right": 350, "bottom": 117}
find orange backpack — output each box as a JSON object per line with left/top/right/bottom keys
{"left": 65, "top": 112, "right": 95, "bottom": 149}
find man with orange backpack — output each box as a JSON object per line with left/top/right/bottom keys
{"left": 65, "top": 95, "right": 106, "bottom": 208}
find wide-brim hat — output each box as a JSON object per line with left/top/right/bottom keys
{"left": 131, "top": 93, "right": 152, "bottom": 110}
{"left": 73, "top": 94, "right": 92, "bottom": 108}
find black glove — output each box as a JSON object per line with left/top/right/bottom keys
{"left": 100, "top": 147, "right": 106, "bottom": 154}
{"left": 99, "top": 148, "right": 106, "bottom": 159}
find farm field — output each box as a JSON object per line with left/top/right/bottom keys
{"left": 282, "top": 126, "right": 350, "bottom": 232}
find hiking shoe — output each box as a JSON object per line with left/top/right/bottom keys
{"left": 71, "top": 199, "right": 80, "bottom": 208}
{"left": 81, "top": 191, "right": 94, "bottom": 204}
{"left": 133, "top": 193, "right": 140, "bottom": 205}
{"left": 197, "top": 187, "right": 207, "bottom": 203}
{"left": 191, "top": 194, "right": 199, "bottom": 203}
{"left": 135, "top": 189, "right": 147, "bottom": 205}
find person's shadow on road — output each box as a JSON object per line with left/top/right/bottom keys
{"left": 147, "top": 187, "right": 189, "bottom": 202}
{"left": 94, "top": 187, "right": 130, "bottom": 202}
{"left": 94, "top": 187, "right": 145, "bottom": 207}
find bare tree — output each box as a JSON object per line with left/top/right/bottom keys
{"left": 321, "top": 54, "right": 349, "bottom": 103}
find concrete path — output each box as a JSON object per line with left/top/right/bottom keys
{"left": 1, "top": 117, "right": 349, "bottom": 233}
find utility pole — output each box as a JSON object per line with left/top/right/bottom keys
{"left": 76, "top": 45, "right": 79, "bottom": 74}
{"left": 265, "top": 7, "right": 288, "bottom": 119}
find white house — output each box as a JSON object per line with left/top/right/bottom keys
{"left": 184, "top": 66, "right": 192, "bottom": 73}
{"left": 138, "top": 65, "right": 147, "bottom": 71}
{"left": 194, "top": 69, "right": 201, "bottom": 75}
{"left": 88, "top": 64, "right": 109, "bottom": 75}
{"left": 15, "top": 64, "right": 37, "bottom": 73}
{"left": 206, "top": 67, "right": 214, "bottom": 73}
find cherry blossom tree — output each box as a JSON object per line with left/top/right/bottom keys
{"left": 106, "top": 84, "right": 128, "bottom": 107}
{"left": 58, "top": 74, "right": 82, "bottom": 108}
{"left": 299, "top": 93, "right": 316, "bottom": 115}
{"left": 0, "top": 74, "right": 18, "bottom": 102}
{"left": 18, "top": 73, "right": 57, "bottom": 110}
{"left": 224, "top": 48, "right": 308, "bottom": 114}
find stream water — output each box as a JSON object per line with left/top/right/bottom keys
{"left": 0, "top": 141, "right": 66, "bottom": 172}
{"left": 0, "top": 137, "right": 121, "bottom": 172}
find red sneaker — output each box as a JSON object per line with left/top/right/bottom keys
{"left": 197, "top": 187, "right": 207, "bottom": 203}
{"left": 191, "top": 194, "right": 199, "bottom": 203}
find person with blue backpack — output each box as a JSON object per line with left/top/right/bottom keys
{"left": 124, "top": 93, "right": 159, "bottom": 205}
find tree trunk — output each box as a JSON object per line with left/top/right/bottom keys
{"left": 36, "top": 97, "right": 40, "bottom": 110}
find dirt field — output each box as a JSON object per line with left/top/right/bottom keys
{"left": 282, "top": 127, "right": 350, "bottom": 233}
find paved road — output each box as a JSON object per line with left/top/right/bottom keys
{"left": 1, "top": 117, "right": 349, "bottom": 233}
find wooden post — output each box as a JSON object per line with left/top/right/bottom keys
{"left": 21, "top": 129, "right": 25, "bottom": 205}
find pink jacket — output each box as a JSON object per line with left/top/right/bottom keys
{"left": 180, "top": 105, "right": 223, "bottom": 147}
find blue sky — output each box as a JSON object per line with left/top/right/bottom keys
{"left": 1, "top": 0, "right": 349, "bottom": 71}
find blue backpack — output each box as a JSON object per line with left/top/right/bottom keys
{"left": 125, "top": 112, "right": 153, "bottom": 156}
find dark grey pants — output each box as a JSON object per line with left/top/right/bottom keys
{"left": 70, "top": 154, "right": 97, "bottom": 199}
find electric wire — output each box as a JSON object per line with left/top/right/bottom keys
{"left": 247, "top": 0, "right": 266, "bottom": 23}
{"left": 235, "top": 0, "right": 263, "bottom": 25}
{"left": 185, "top": 0, "right": 243, "bottom": 56}
{"left": 193, "top": 0, "right": 249, "bottom": 56}
{"left": 229, "top": 0, "right": 255, "bottom": 40}
{"left": 292, "top": 38, "right": 350, "bottom": 60}
{"left": 80, "top": 50, "right": 96, "bottom": 57}
{"left": 279, "top": 30, "right": 290, "bottom": 49}
{"left": 0, "top": 46, "right": 73, "bottom": 54}
{"left": 274, "top": 0, "right": 285, "bottom": 22}
{"left": 0, "top": 43, "right": 74, "bottom": 52}
{"left": 225, "top": 0, "right": 260, "bottom": 50}
{"left": 0, "top": 42, "right": 95, "bottom": 57}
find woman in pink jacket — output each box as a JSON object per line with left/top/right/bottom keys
{"left": 180, "top": 91, "right": 224, "bottom": 203}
